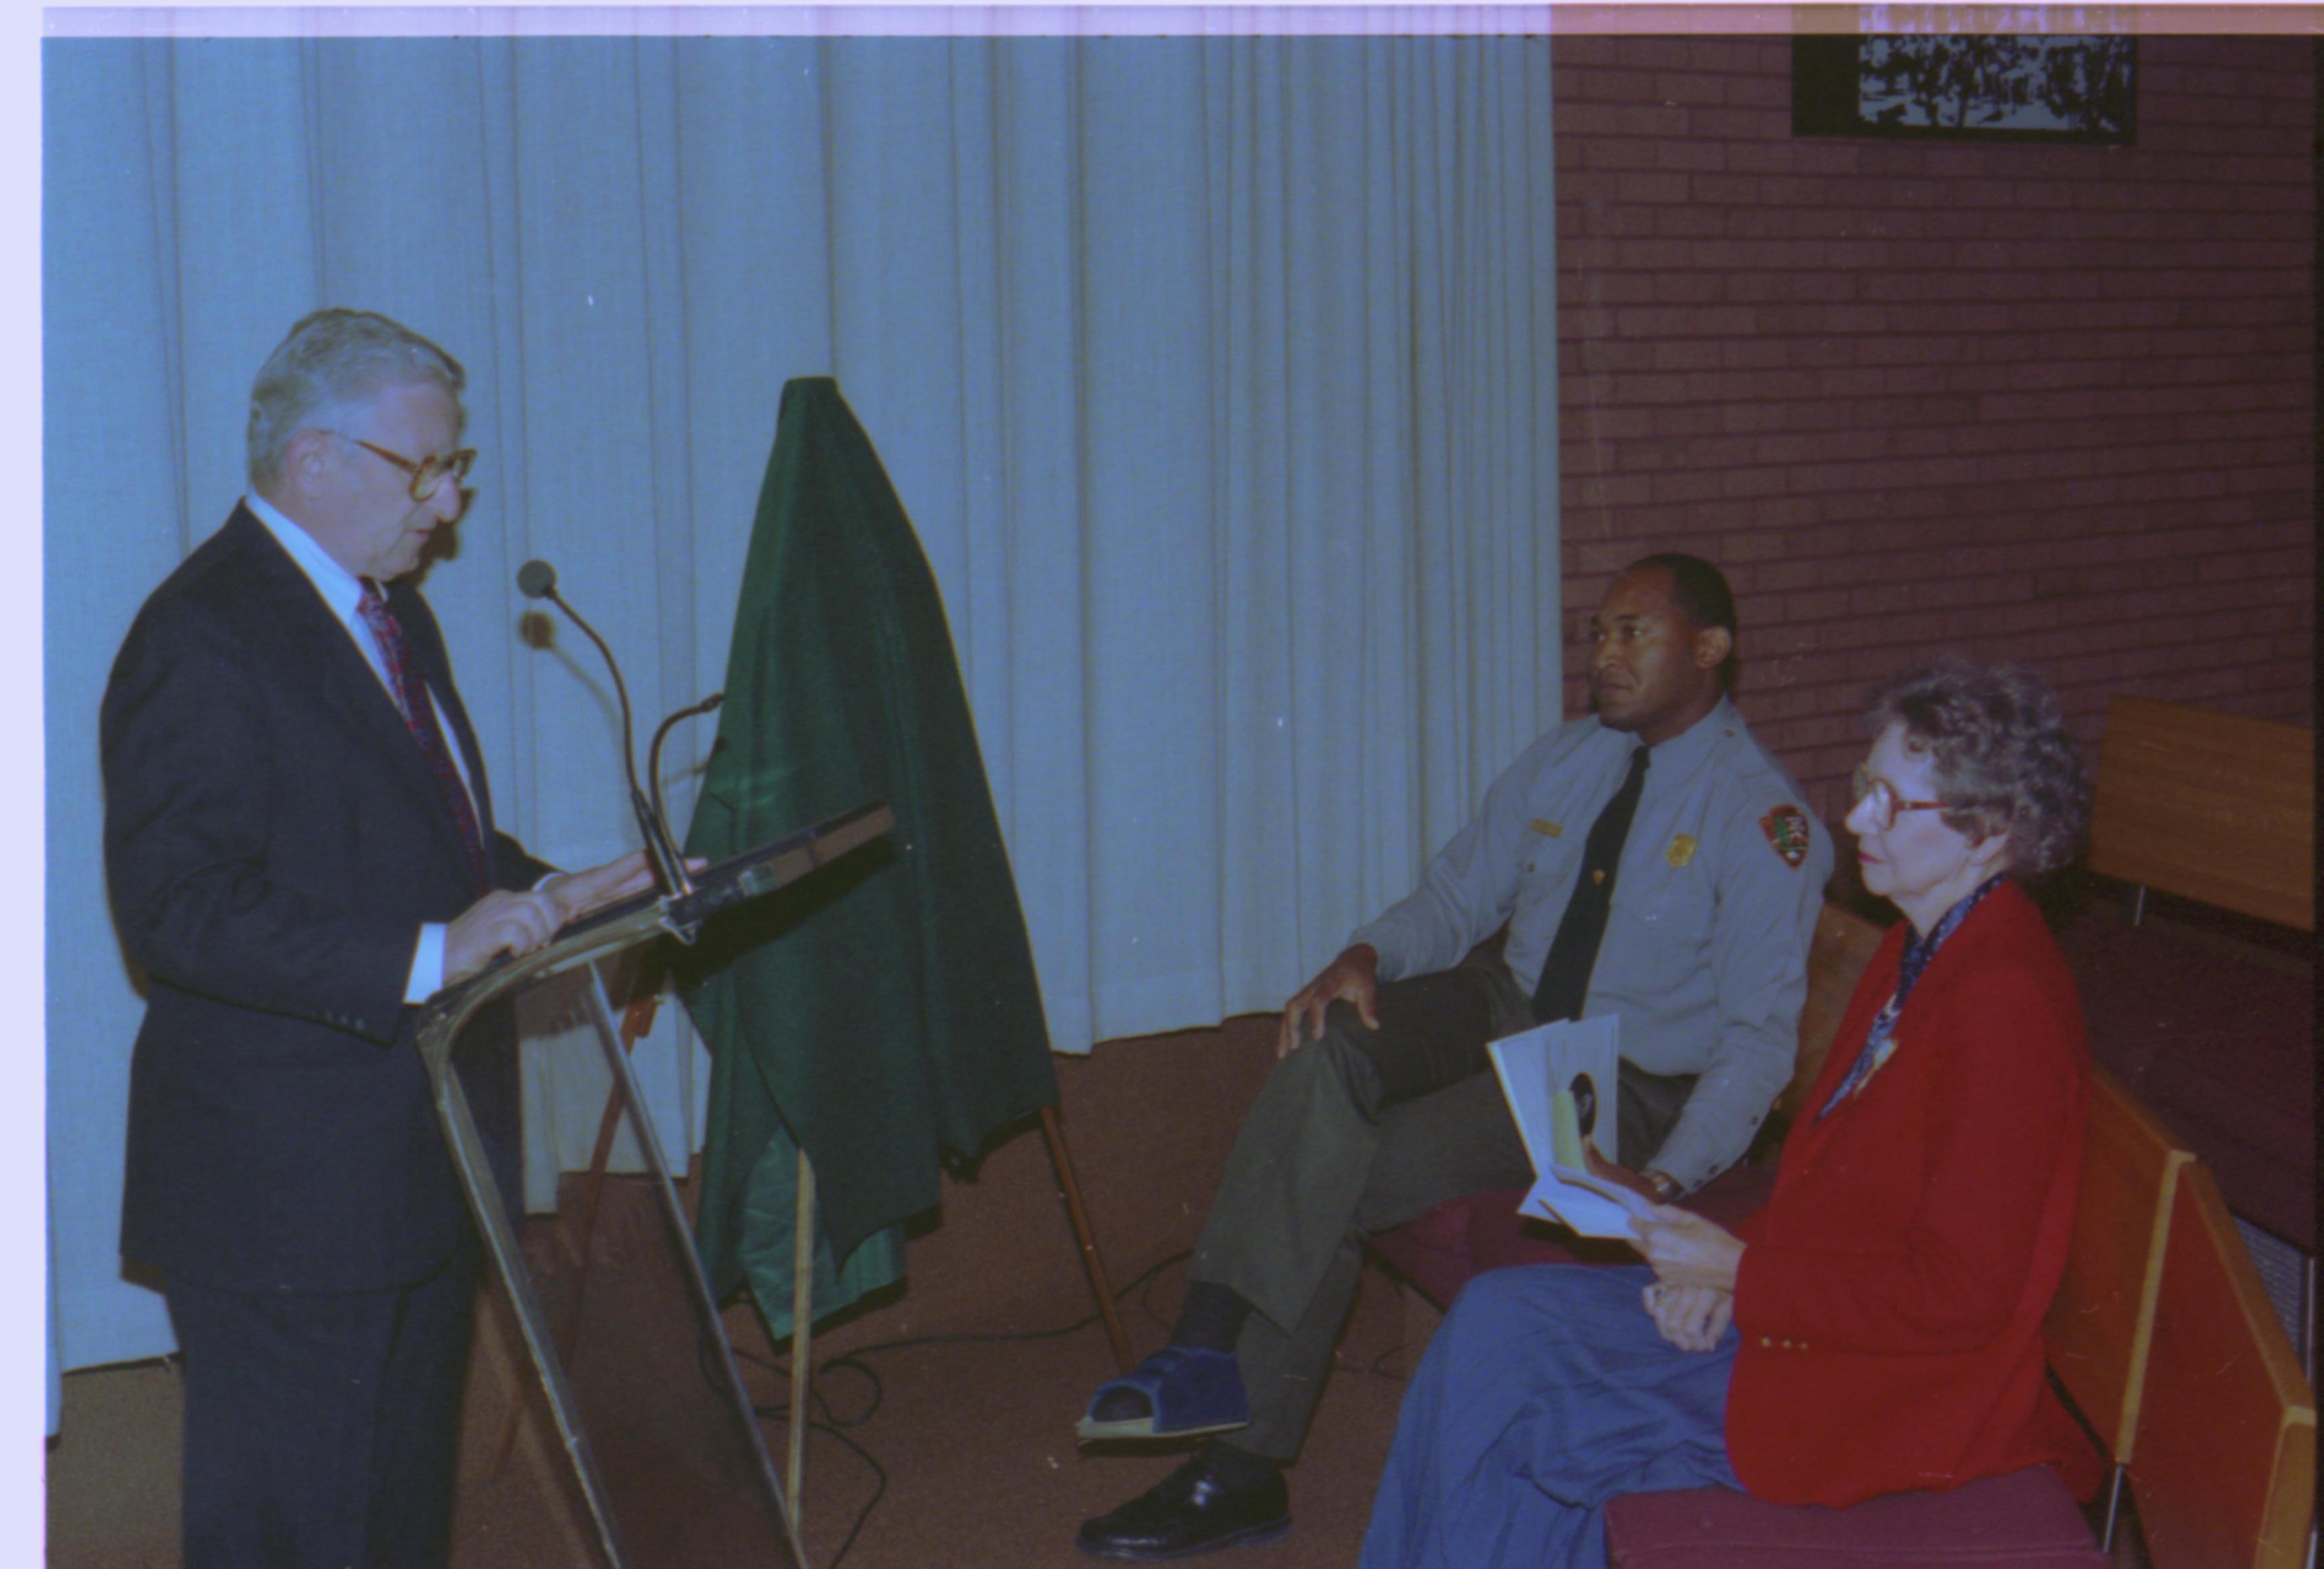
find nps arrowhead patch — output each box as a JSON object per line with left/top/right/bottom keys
{"left": 1760, "top": 804, "right": 1810, "bottom": 869}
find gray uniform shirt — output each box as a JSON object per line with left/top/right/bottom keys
{"left": 1349, "top": 696, "right": 1831, "bottom": 1189}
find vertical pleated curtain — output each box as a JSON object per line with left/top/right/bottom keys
{"left": 43, "top": 32, "right": 1561, "bottom": 1397}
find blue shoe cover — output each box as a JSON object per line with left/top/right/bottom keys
{"left": 1077, "top": 1347, "right": 1251, "bottom": 1440}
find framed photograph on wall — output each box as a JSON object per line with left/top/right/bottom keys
{"left": 1794, "top": 34, "right": 2137, "bottom": 144}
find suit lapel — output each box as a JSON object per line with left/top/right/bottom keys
{"left": 1779, "top": 928, "right": 1907, "bottom": 1171}
{"left": 224, "top": 509, "right": 489, "bottom": 885}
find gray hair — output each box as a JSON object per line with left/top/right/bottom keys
{"left": 245, "top": 308, "right": 465, "bottom": 489}
{"left": 1863, "top": 657, "right": 2088, "bottom": 880}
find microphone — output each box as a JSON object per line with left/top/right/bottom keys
{"left": 649, "top": 690, "right": 725, "bottom": 856}
{"left": 517, "top": 558, "right": 694, "bottom": 899}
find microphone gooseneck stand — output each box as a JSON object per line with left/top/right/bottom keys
{"left": 516, "top": 558, "right": 714, "bottom": 906}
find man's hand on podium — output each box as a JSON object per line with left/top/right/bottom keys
{"left": 444, "top": 850, "right": 702, "bottom": 984}
{"left": 540, "top": 849, "right": 664, "bottom": 926}
{"left": 444, "top": 889, "right": 564, "bottom": 985}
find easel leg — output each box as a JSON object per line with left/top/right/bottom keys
{"left": 484, "top": 967, "right": 663, "bottom": 1479}
{"left": 1041, "top": 1104, "right": 1134, "bottom": 1375}
{"left": 787, "top": 1150, "right": 816, "bottom": 1533}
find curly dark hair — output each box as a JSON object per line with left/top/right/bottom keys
{"left": 1862, "top": 657, "right": 2088, "bottom": 880}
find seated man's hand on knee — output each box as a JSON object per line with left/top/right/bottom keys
{"left": 1277, "top": 944, "right": 1382, "bottom": 1058}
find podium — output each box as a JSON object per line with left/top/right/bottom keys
{"left": 415, "top": 803, "right": 894, "bottom": 1569}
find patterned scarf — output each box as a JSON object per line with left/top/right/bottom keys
{"left": 1819, "top": 875, "right": 2007, "bottom": 1118}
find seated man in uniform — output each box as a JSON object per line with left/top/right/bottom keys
{"left": 1074, "top": 553, "right": 1834, "bottom": 1561}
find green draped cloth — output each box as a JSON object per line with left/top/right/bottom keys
{"left": 680, "top": 377, "right": 1059, "bottom": 1336}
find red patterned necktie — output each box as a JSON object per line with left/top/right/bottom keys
{"left": 358, "top": 580, "right": 490, "bottom": 891}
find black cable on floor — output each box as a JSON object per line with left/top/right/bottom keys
{"left": 732, "top": 1247, "right": 1195, "bottom": 1566}
{"left": 1362, "top": 1335, "right": 1411, "bottom": 1381}
{"left": 743, "top": 1396, "right": 888, "bottom": 1568}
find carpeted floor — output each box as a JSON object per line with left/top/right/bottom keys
{"left": 44, "top": 1001, "right": 2207, "bottom": 1569}
{"left": 47, "top": 1016, "right": 1427, "bottom": 1568}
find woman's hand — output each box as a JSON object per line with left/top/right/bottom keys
{"left": 1643, "top": 1282, "right": 1733, "bottom": 1352}
{"left": 1632, "top": 1205, "right": 1745, "bottom": 1293}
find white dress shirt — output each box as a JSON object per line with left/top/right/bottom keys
{"left": 245, "top": 493, "right": 473, "bottom": 1002}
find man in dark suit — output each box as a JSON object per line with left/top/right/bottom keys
{"left": 101, "top": 308, "right": 654, "bottom": 1568}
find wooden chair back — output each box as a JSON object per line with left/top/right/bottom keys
{"left": 2041, "top": 1067, "right": 2191, "bottom": 1465}
{"left": 2130, "top": 1163, "right": 2317, "bottom": 1569}
{"left": 1771, "top": 901, "right": 1888, "bottom": 1125}
{"left": 2086, "top": 694, "right": 2314, "bottom": 932}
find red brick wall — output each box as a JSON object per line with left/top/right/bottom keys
{"left": 1552, "top": 34, "right": 2315, "bottom": 825}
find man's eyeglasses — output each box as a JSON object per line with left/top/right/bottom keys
{"left": 333, "top": 432, "right": 476, "bottom": 506}
{"left": 1850, "top": 763, "right": 1948, "bottom": 832}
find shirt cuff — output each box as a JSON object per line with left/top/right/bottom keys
{"left": 404, "top": 923, "right": 447, "bottom": 1004}
{"left": 1346, "top": 921, "right": 1407, "bottom": 982}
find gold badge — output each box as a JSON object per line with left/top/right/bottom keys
{"left": 1666, "top": 834, "right": 1697, "bottom": 869}
{"left": 1531, "top": 818, "right": 1562, "bottom": 838}
{"left": 1591, "top": 869, "right": 1606, "bottom": 885}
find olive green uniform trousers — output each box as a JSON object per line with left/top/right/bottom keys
{"left": 1189, "top": 954, "right": 1695, "bottom": 1463}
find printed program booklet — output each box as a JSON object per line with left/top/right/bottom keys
{"left": 1485, "top": 1015, "right": 1659, "bottom": 1240}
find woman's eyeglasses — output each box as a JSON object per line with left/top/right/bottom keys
{"left": 1850, "top": 763, "right": 1947, "bottom": 832}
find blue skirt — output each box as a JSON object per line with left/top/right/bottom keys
{"left": 1363, "top": 1265, "right": 1741, "bottom": 1569}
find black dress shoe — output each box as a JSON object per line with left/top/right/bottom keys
{"left": 1077, "top": 1446, "right": 1291, "bottom": 1560}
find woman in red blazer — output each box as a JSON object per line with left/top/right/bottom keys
{"left": 1363, "top": 658, "right": 2102, "bottom": 1568}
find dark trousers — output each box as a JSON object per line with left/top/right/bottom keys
{"left": 165, "top": 1238, "right": 480, "bottom": 1569}
{"left": 1190, "top": 954, "right": 1694, "bottom": 1463}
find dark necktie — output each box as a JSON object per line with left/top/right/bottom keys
{"left": 1531, "top": 745, "right": 1651, "bottom": 1023}
{"left": 358, "top": 580, "right": 491, "bottom": 892}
